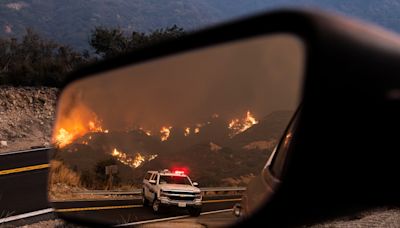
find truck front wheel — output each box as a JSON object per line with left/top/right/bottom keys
{"left": 152, "top": 199, "right": 161, "bottom": 214}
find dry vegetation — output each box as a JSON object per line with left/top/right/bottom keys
{"left": 48, "top": 160, "right": 86, "bottom": 201}
{"left": 48, "top": 160, "right": 136, "bottom": 201}
{"left": 49, "top": 160, "right": 81, "bottom": 187}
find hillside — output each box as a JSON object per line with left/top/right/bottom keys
{"left": 0, "top": 0, "right": 220, "bottom": 50}
{"left": 54, "top": 110, "right": 293, "bottom": 188}
{"left": 2, "top": 0, "right": 400, "bottom": 50}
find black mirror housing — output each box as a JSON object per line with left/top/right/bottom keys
{"left": 51, "top": 9, "right": 400, "bottom": 227}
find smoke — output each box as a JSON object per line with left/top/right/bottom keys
{"left": 57, "top": 34, "right": 304, "bottom": 133}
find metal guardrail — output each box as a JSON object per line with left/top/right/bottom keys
{"left": 74, "top": 190, "right": 142, "bottom": 195}
{"left": 200, "top": 187, "right": 247, "bottom": 192}
{"left": 73, "top": 187, "right": 246, "bottom": 196}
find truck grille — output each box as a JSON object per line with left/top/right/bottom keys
{"left": 164, "top": 191, "right": 196, "bottom": 195}
{"left": 168, "top": 196, "right": 195, "bottom": 201}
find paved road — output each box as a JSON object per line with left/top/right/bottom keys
{"left": 0, "top": 147, "right": 242, "bottom": 226}
{"left": 308, "top": 207, "right": 400, "bottom": 228}
{"left": 1, "top": 148, "right": 398, "bottom": 227}
{"left": 135, "top": 210, "right": 237, "bottom": 227}
{"left": 52, "top": 195, "right": 241, "bottom": 226}
{"left": 0, "top": 148, "right": 51, "bottom": 217}
{"left": 140, "top": 208, "right": 400, "bottom": 228}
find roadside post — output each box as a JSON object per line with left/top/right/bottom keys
{"left": 105, "top": 165, "right": 118, "bottom": 190}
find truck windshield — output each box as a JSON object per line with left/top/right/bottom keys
{"left": 159, "top": 175, "right": 192, "bottom": 185}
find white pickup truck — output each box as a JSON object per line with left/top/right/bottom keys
{"left": 142, "top": 169, "right": 202, "bottom": 216}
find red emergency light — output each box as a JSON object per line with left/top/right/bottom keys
{"left": 171, "top": 166, "right": 189, "bottom": 175}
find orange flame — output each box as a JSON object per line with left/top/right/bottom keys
{"left": 53, "top": 104, "right": 108, "bottom": 148}
{"left": 228, "top": 111, "right": 258, "bottom": 137}
{"left": 184, "top": 127, "right": 191, "bottom": 136}
{"left": 111, "top": 148, "right": 157, "bottom": 168}
{"left": 54, "top": 128, "right": 74, "bottom": 148}
{"left": 160, "top": 126, "right": 172, "bottom": 141}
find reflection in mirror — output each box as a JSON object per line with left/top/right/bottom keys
{"left": 49, "top": 34, "right": 304, "bottom": 226}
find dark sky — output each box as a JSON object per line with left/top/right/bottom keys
{"left": 56, "top": 34, "right": 304, "bottom": 132}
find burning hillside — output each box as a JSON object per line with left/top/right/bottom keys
{"left": 111, "top": 148, "right": 157, "bottom": 168}
{"left": 53, "top": 103, "right": 108, "bottom": 148}
{"left": 52, "top": 109, "right": 292, "bottom": 189}
{"left": 53, "top": 105, "right": 259, "bottom": 149}
{"left": 228, "top": 111, "right": 258, "bottom": 137}
{"left": 52, "top": 106, "right": 262, "bottom": 174}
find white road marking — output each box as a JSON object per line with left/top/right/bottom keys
{"left": 196, "top": 208, "right": 233, "bottom": 215}
{"left": 0, "top": 208, "right": 54, "bottom": 224}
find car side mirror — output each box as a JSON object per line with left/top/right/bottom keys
{"left": 45, "top": 8, "right": 400, "bottom": 228}
{"left": 48, "top": 31, "right": 304, "bottom": 227}
{"left": 192, "top": 182, "right": 199, "bottom": 187}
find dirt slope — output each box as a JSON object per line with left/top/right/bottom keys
{"left": 0, "top": 86, "right": 58, "bottom": 152}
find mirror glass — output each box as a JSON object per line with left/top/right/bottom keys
{"left": 49, "top": 34, "right": 304, "bottom": 226}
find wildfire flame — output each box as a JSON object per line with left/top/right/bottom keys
{"left": 132, "top": 154, "right": 145, "bottom": 168}
{"left": 194, "top": 127, "right": 200, "bottom": 134}
{"left": 55, "top": 128, "right": 74, "bottom": 148}
{"left": 149, "top": 154, "right": 158, "bottom": 161}
{"left": 228, "top": 111, "right": 258, "bottom": 137}
{"left": 53, "top": 104, "right": 108, "bottom": 148}
{"left": 54, "top": 119, "right": 107, "bottom": 148}
{"left": 184, "top": 127, "right": 191, "bottom": 136}
{"left": 139, "top": 127, "right": 152, "bottom": 136}
{"left": 160, "top": 126, "right": 172, "bottom": 141}
{"left": 112, "top": 148, "right": 157, "bottom": 168}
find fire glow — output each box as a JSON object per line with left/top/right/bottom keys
{"left": 52, "top": 103, "right": 109, "bottom": 148}
{"left": 53, "top": 101, "right": 259, "bottom": 147}
{"left": 54, "top": 118, "right": 107, "bottom": 148}
{"left": 184, "top": 127, "right": 191, "bottom": 136}
{"left": 228, "top": 111, "right": 258, "bottom": 137}
{"left": 112, "top": 148, "right": 158, "bottom": 168}
{"left": 160, "top": 126, "right": 172, "bottom": 141}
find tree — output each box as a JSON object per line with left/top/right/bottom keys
{"left": 90, "top": 25, "right": 185, "bottom": 59}
{"left": 0, "top": 25, "right": 185, "bottom": 86}
{"left": 0, "top": 28, "right": 90, "bottom": 87}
